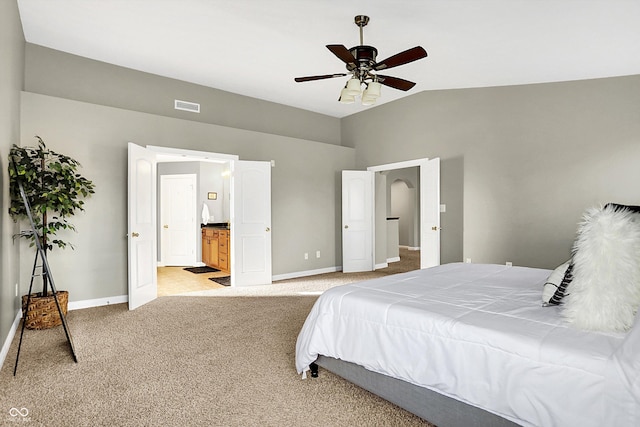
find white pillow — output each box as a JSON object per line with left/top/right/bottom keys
{"left": 562, "top": 205, "right": 640, "bottom": 332}
{"left": 542, "top": 261, "right": 571, "bottom": 306}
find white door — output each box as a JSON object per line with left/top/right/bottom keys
{"left": 420, "top": 158, "right": 440, "bottom": 268}
{"left": 231, "top": 160, "right": 272, "bottom": 286}
{"left": 160, "top": 174, "right": 197, "bottom": 266}
{"left": 342, "top": 170, "right": 374, "bottom": 272}
{"left": 127, "top": 143, "right": 158, "bottom": 310}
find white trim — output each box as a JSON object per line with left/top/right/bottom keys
{"left": 272, "top": 266, "right": 341, "bottom": 282}
{"left": 367, "top": 158, "right": 429, "bottom": 172}
{"left": 375, "top": 262, "right": 389, "bottom": 270}
{"left": 386, "top": 257, "right": 401, "bottom": 263}
{"left": 0, "top": 310, "right": 22, "bottom": 370}
{"left": 147, "top": 145, "right": 238, "bottom": 162}
{"left": 68, "top": 295, "right": 128, "bottom": 311}
{"left": 400, "top": 245, "right": 421, "bottom": 251}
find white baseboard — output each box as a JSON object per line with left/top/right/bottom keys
{"left": 273, "top": 266, "right": 342, "bottom": 282}
{"left": 375, "top": 262, "right": 389, "bottom": 270}
{"left": 0, "top": 310, "right": 22, "bottom": 372}
{"left": 68, "top": 295, "right": 128, "bottom": 311}
{"left": 1, "top": 294, "right": 128, "bottom": 371}
{"left": 386, "top": 257, "right": 401, "bottom": 263}
{"left": 158, "top": 262, "right": 204, "bottom": 268}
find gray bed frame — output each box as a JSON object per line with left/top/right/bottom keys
{"left": 313, "top": 355, "right": 520, "bottom": 427}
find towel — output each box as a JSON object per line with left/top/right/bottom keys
{"left": 201, "top": 203, "right": 210, "bottom": 225}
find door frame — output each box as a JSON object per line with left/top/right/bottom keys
{"left": 128, "top": 144, "right": 275, "bottom": 308}
{"left": 148, "top": 146, "right": 274, "bottom": 286}
{"left": 367, "top": 158, "right": 440, "bottom": 269}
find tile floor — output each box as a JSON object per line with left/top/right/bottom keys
{"left": 157, "top": 267, "right": 229, "bottom": 296}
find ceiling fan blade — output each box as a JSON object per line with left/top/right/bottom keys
{"left": 294, "top": 73, "right": 348, "bottom": 83}
{"left": 326, "top": 44, "right": 357, "bottom": 65}
{"left": 377, "top": 75, "right": 417, "bottom": 91}
{"left": 374, "top": 46, "right": 427, "bottom": 71}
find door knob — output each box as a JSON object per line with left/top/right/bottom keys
{"left": 163, "top": 225, "right": 169, "bottom": 229}
{"left": 266, "top": 227, "right": 271, "bottom": 232}
{"left": 431, "top": 226, "right": 442, "bottom": 231}
{"left": 344, "top": 225, "right": 349, "bottom": 229}
{"left": 131, "top": 232, "right": 140, "bottom": 237}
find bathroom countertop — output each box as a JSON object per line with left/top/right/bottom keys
{"left": 201, "top": 222, "right": 230, "bottom": 229}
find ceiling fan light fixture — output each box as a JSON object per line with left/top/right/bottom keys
{"left": 364, "top": 81, "right": 382, "bottom": 98}
{"left": 361, "top": 96, "right": 377, "bottom": 106}
{"left": 344, "top": 77, "right": 362, "bottom": 96}
{"left": 339, "top": 88, "right": 356, "bottom": 104}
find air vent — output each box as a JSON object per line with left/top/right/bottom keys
{"left": 174, "top": 99, "right": 200, "bottom": 113}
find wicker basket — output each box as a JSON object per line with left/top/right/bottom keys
{"left": 21, "top": 291, "right": 69, "bottom": 330}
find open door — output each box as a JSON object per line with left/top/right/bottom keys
{"left": 231, "top": 160, "right": 272, "bottom": 286}
{"left": 342, "top": 170, "right": 374, "bottom": 273}
{"left": 420, "top": 158, "right": 440, "bottom": 268}
{"left": 127, "top": 143, "right": 158, "bottom": 309}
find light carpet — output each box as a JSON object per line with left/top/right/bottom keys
{"left": 1, "top": 297, "right": 432, "bottom": 426}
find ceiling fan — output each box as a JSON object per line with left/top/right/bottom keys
{"left": 294, "top": 15, "right": 428, "bottom": 105}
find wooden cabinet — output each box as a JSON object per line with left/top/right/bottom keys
{"left": 202, "top": 228, "right": 219, "bottom": 267}
{"left": 202, "top": 228, "right": 229, "bottom": 273}
{"left": 218, "top": 230, "right": 229, "bottom": 272}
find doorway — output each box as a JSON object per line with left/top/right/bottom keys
{"left": 127, "top": 143, "right": 273, "bottom": 310}
{"left": 342, "top": 158, "right": 439, "bottom": 273}
{"left": 389, "top": 170, "right": 420, "bottom": 248}
{"left": 369, "top": 158, "right": 440, "bottom": 270}
{"left": 157, "top": 164, "right": 229, "bottom": 296}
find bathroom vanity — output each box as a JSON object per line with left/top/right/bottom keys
{"left": 202, "top": 223, "right": 230, "bottom": 273}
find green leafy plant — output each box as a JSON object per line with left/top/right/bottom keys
{"left": 8, "top": 136, "right": 95, "bottom": 296}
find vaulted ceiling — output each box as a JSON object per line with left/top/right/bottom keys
{"left": 17, "top": 0, "right": 640, "bottom": 118}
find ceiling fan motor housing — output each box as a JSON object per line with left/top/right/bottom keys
{"left": 347, "top": 45, "right": 378, "bottom": 79}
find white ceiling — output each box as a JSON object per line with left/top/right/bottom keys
{"left": 17, "top": 0, "right": 640, "bottom": 118}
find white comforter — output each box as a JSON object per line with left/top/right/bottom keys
{"left": 295, "top": 263, "right": 639, "bottom": 427}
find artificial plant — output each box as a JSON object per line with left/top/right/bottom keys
{"left": 8, "top": 136, "right": 95, "bottom": 296}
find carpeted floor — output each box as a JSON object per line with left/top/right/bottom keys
{"left": 1, "top": 251, "right": 433, "bottom": 427}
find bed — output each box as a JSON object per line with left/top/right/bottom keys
{"left": 295, "top": 262, "right": 640, "bottom": 427}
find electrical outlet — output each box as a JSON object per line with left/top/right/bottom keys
{"left": 15, "top": 283, "right": 19, "bottom": 297}
{"left": 506, "top": 262, "right": 513, "bottom": 267}
{"left": 466, "top": 258, "right": 472, "bottom": 263}
{"left": 304, "top": 253, "right": 308, "bottom": 260}
{"left": 316, "top": 251, "right": 320, "bottom": 258}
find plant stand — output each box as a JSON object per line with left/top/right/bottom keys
{"left": 21, "top": 290, "right": 69, "bottom": 330}
{"left": 12, "top": 159, "right": 77, "bottom": 375}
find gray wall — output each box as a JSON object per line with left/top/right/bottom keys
{"left": 20, "top": 92, "right": 355, "bottom": 302}
{"left": 24, "top": 44, "right": 342, "bottom": 146}
{"left": 0, "top": 0, "right": 24, "bottom": 357}
{"left": 374, "top": 173, "right": 387, "bottom": 266}
{"left": 343, "top": 76, "right": 640, "bottom": 268}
